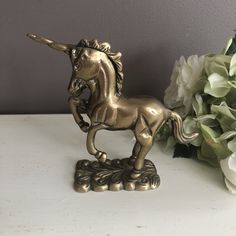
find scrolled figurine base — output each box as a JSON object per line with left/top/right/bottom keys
{"left": 74, "top": 158, "right": 160, "bottom": 192}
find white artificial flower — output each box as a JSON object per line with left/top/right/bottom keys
{"left": 164, "top": 55, "right": 205, "bottom": 117}
{"left": 220, "top": 152, "right": 236, "bottom": 194}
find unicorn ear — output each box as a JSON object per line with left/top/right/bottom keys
{"left": 109, "top": 52, "right": 122, "bottom": 60}
{"left": 77, "top": 39, "right": 89, "bottom": 47}
{"left": 90, "top": 40, "right": 99, "bottom": 49}
{"left": 100, "top": 42, "right": 111, "bottom": 53}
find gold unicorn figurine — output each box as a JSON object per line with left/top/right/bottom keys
{"left": 27, "top": 34, "right": 198, "bottom": 192}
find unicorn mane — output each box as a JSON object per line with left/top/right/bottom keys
{"left": 76, "top": 39, "right": 124, "bottom": 95}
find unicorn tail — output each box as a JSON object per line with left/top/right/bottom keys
{"left": 169, "top": 111, "right": 199, "bottom": 144}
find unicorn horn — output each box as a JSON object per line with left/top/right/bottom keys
{"left": 26, "top": 33, "right": 72, "bottom": 54}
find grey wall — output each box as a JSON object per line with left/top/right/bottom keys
{"left": 1, "top": 0, "right": 236, "bottom": 113}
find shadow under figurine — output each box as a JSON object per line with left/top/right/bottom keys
{"left": 27, "top": 34, "right": 198, "bottom": 192}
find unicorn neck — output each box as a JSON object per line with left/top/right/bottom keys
{"left": 90, "top": 59, "right": 117, "bottom": 103}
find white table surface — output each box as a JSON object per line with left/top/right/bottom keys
{"left": 0, "top": 114, "right": 235, "bottom": 236}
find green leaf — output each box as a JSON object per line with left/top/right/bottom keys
{"left": 228, "top": 137, "right": 236, "bottom": 152}
{"left": 200, "top": 124, "right": 218, "bottom": 141}
{"left": 192, "top": 93, "right": 208, "bottom": 116}
{"left": 206, "top": 96, "right": 226, "bottom": 105}
{"left": 204, "top": 73, "right": 231, "bottom": 98}
{"left": 219, "top": 131, "right": 236, "bottom": 140}
{"left": 197, "top": 144, "right": 219, "bottom": 167}
{"left": 226, "top": 88, "right": 236, "bottom": 109}
{"left": 229, "top": 81, "right": 236, "bottom": 89}
{"left": 224, "top": 38, "right": 236, "bottom": 55}
{"left": 195, "top": 114, "right": 218, "bottom": 127}
{"left": 200, "top": 124, "right": 231, "bottom": 159}
{"left": 211, "top": 102, "right": 236, "bottom": 131}
{"left": 229, "top": 54, "right": 236, "bottom": 76}
{"left": 223, "top": 38, "right": 234, "bottom": 55}
{"left": 204, "top": 55, "right": 231, "bottom": 77}
{"left": 211, "top": 103, "right": 236, "bottom": 119}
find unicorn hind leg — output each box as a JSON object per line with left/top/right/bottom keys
{"left": 130, "top": 115, "right": 154, "bottom": 179}
{"left": 130, "top": 114, "right": 167, "bottom": 179}
{"left": 129, "top": 141, "right": 141, "bottom": 164}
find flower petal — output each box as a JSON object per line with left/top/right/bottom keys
{"left": 224, "top": 178, "right": 236, "bottom": 194}
{"left": 164, "top": 55, "right": 205, "bottom": 117}
{"left": 228, "top": 137, "right": 236, "bottom": 152}
{"left": 220, "top": 152, "right": 236, "bottom": 186}
{"left": 204, "top": 73, "right": 231, "bottom": 98}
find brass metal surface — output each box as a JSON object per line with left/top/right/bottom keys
{"left": 74, "top": 158, "right": 159, "bottom": 192}
{"left": 27, "top": 34, "right": 198, "bottom": 192}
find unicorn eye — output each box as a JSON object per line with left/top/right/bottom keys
{"left": 72, "top": 48, "right": 82, "bottom": 59}
{"left": 72, "top": 49, "right": 76, "bottom": 56}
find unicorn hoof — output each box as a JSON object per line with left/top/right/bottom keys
{"left": 130, "top": 169, "right": 141, "bottom": 179}
{"left": 95, "top": 151, "right": 107, "bottom": 163}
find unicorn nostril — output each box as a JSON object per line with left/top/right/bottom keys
{"left": 73, "top": 80, "right": 78, "bottom": 88}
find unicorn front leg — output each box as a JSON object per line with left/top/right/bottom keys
{"left": 86, "top": 123, "right": 108, "bottom": 162}
{"left": 68, "top": 96, "right": 89, "bottom": 133}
